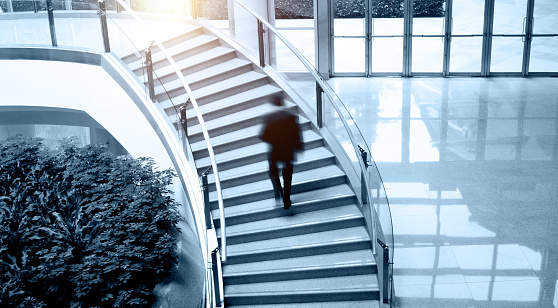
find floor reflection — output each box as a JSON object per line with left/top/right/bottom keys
{"left": 329, "top": 77, "right": 558, "bottom": 307}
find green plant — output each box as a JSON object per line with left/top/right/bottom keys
{"left": 0, "top": 136, "right": 181, "bottom": 307}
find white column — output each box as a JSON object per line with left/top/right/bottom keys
{"left": 314, "top": 0, "right": 331, "bottom": 79}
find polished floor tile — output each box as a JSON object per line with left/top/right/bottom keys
{"left": 329, "top": 77, "right": 558, "bottom": 307}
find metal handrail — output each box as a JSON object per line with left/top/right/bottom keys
{"left": 112, "top": 0, "right": 227, "bottom": 264}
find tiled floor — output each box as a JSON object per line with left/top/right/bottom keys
{"left": 328, "top": 77, "right": 558, "bottom": 308}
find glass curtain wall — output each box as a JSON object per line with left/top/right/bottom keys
{"left": 330, "top": 0, "right": 558, "bottom": 77}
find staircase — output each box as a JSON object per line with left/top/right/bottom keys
{"left": 121, "top": 23, "right": 381, "bottom": 307}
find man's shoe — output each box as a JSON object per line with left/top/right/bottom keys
{"left": 283, "top": 199, "right": 291, "bottom": 209}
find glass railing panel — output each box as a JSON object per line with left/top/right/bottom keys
{"left": 0, "top": 1, "right": 51, "bottom": 46}
{"left": 230, "top": 0, "right": 259, "bottom": 57}
{"left": 53, "top": 9, "right": 104, "bottom": 50}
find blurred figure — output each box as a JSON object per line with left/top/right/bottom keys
{"left": 260, "top": 95, "right": 303, "bottom": 209}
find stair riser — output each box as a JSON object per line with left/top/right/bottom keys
{"left": 194, "top": 132, "right": 322, "bottom": 162}
{"left": 207, "top": 155, "right": 333, "bottom": 191}
{"left": 152, "top": 51, "right": 238, "bottom": 84}
{"left": 225, "top": 240, "right": 372, "bottom": 265}
{"left": 154, "top": 63, "right": 254, "bottom": 102}
{"left": 219, "top": 216, "right": 365, "bottom": 245}
{"left": 209, "top": 175, "right": 347, "bottom": 209}
{"left": 223, "top": 264, "right": 376, "bottom": 284}
{"left": 185, "top": 93, "right": 283, "bottom": 127}
{"left": 213, "top": 195, "right": 357, "bottom": 228}
{"left": 224, "top": 291, "right": 378, "bottom": 306}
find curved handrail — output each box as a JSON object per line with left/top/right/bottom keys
{"left": 232, "top": 0, "right": 394, "bottom": 300}
{"left": 112, "top": 0, "right": 227, "bottom": 263}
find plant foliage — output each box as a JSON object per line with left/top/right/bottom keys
{"left": 0, "top": 136, "right": 181, "bottom": 308}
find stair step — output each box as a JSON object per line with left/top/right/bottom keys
{"left": 223, "top": 249, "right": 375, "bottom": 276}
{"left": 192, "top": 124, "right": 322, "bottom": 160}
{"left": 158, "top": 71, "right": 269, "bottom": 112}
{"left": 209, "top": 165, "right": 347, "bottom": 208}
{"left": 223, "top": 227, "right": 370, "bottom": 264}
{"left": 212, "top": 184, "right": 357, "bottom": 228}
{"left": 153, "top": 58, "right": 253, "bottom": 100}
{"left": 226, "top": 300, "right": 380, "bottom": 308}
{"left": 185, "top": 100, "right": 302, "bottom": 142}
{"left": 149, "top": 46, "right": 237, "bottom": 82}
{"left": 206, "top": 146, "right": 335, "bottom": 191}
{"left": 224, "top": 277, "right": 378, "bottom": 305}
{"left": 184, "top": 84, "right": 282, "bottom": 126}
{"left": 217, "top": 204, "right": 364, "bottom": 245}
{"left": 127, "top": 34, "right": 220, "bottom": 72}
{"left": 195, "top": 122, "right": 316, "bottom": 173}
{"left": 120, "top": 25, "right": 204, "bottom": 64}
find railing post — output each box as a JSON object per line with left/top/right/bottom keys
{"left": 211, "top": 247, "right": 222, "bottom": 307}
{"left": 257, "top": 20, "right": 265, "bottom": 67}
{"left": 98, "top": 0, "right": 111, "bottom": 53}
{"left": 358, "top": 145, "right": 369, "bottom": 205}
{"left": 180, "top": 101, "right": 189, "bottom": 137}
{"left": 316, "top": 82, "right": 324, "bottom": 128}
{"left": 145, "top": 42, "right": 156, "bottom": 102}
{"left": 46, "top": 0, "right": 57, "bottom": 47}
{"left": 377, "top": 238, "right": 391, "bottom": 304}
{"left": 33, "top": 1, "right": 39, "bottom": 13}
{"left": 201, "top": 167, "right": 213, "bottom": 230}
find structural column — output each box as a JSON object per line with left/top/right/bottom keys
{"left": 314, "top": 0, "right": 330, "bottom": 79}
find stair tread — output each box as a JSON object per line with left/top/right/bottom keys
{"left": 227, "top": 226, "right": 369, "bottom": 255}
{"left": 158, "top": 71, "right": 268, "bottom": 110}
{"left": 187, "top": 100, "right": 301, "bottom": 136}
{"left": 152, "top": 45, "right": 235, "bottom": 77}
{"left": 224, "top": 274, "right": 378, "bottom": 294}
{"left": 212, "top": 184, "right": 355, "bottom": 217}
{"left": 195, "top": 126, "right": 318, "bottom": 170}
{"left": 226, "top": 300, "right": 380, "bottom": 308}
{"left": 209, "top": 164, "right": 345, "bottom": 201}
{"left": 128, "top": 34, "right": 219, "bottom": 71}
{"left": 192, "top": 125, "right": 320, "bottom": 156}
{"left": 185, "top": 84, "right": 282, "bottom": 120}
{"left": 217, "top": 204, "right": 363, "bottom": 238}
{"left": 154, "top": 58, "right": 251, "bottom": 94}
{"left": 223, "top": 249, "right": 375, "bottom": 275}
{"left": 206, "top": 146, "right": 333, "bottom": 183}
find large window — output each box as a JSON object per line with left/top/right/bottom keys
{"left": 330, "top": 0, "right": 558, "bottom": 77}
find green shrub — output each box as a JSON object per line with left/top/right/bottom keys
{"left": 0, "top": 136, "right": 181, "bottom": 308}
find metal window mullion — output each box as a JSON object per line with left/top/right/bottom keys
{"left": 403, "top": 0, "right": 413, "bottom": 77}
{"left": 365, "top": 0, "right": 372, "bottom": 76}
{"left": 481, "top": 0, "right": 495, "bottom": 77}
{"left": 443, "top": 0, "right": 453, "bottom": 76}
{"left": 522, "top": 0, "right": 535, "bottom": 77}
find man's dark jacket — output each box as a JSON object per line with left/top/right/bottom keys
{"left": 260, "top": 109, "right": 303, "bottom": 162}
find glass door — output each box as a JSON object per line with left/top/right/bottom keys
{"left": 490, "top": 0, "right": 529, "bottom": 74}
{"left": 410, "top": 0, "right": 447, "bottom": 74}
{"left": 448, "top": 0, "right": 485, "bottom": 74}
{"left": 331, "top": 0, "right": 366, "bottom": 75}
{"left": 528, "top": 0, "right": 558, "bottom": 74}
{"left": 368, "top": 0, "right": 405, "bottom": 75}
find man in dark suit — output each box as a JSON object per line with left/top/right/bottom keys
{"left": 260, "top": 95, "right": 303, "bottom": 209}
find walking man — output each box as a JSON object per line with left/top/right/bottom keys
{"left": 260, "top": 95, "right": 303, "bottom": 209}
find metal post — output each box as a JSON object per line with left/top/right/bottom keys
{"left": 145, "top": 42, "right": 155, "bottom": 102}
{"left": 201, "top": 167, "right": 213, "bottom": 230}
{"left": 33, "top": 1, "right": 38, "bottom": 13}
{"left": 257, "top": 20, "right": 266, "bottom": 67}
{"left": 358, "top": 145, "right": 369, "bottom": 204}
{"left": 46, "top": 0, "right": 57, "bottom": 47}
{"left": 211, "top": 247, "right": 222, "bottom": 307}
{"left": 98, "top": 0, "right": 110, "bottom": 53}
{"left": 377, "top": 238, "right": 390, "bottom": 304}
{"left": 316, "top": 82, "right": 323, "bottom": 128}
{"left": 180, "top": 99, "right": 190, "bottom": 137}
